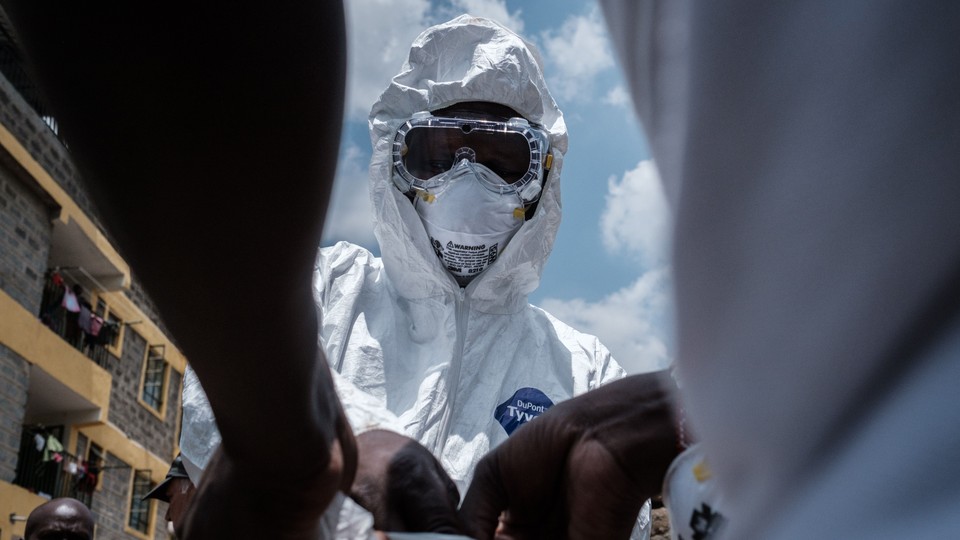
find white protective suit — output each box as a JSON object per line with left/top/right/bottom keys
{"left": 181, "top": 15, "right": 649, "bottom": 539}
{"left": 320, "top": 13, "right": 628, "bottom": 489}
{"left": 599, "top": 1, "right": 960, "bottom": 538}
{"left": 324, "top": 15, "right": 653, "bottom": 537}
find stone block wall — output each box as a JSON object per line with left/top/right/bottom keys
{"left": 104, "top": 328, "right": 181, "bottom": 460}
{"left": 0, "top": 71, "right": 103, "bottom": 229}
{"left": 124, "top": 277, "right": 174, "bottom": 345}
{"left": 0, "top": 344, "right": 28, "bottom": 483}
{"left": 91, "top": 451, "right": 170, "bottom": 540}
{"left": 90, "top": 452, "right": 134, "bottom": 540}
{"left": 0, "top": 163, "right": 52, "bottom": 315}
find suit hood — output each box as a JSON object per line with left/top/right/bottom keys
{"left": 368, "top": 15, "right": 567, "bottom": 313}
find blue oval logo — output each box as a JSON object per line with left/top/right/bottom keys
{"left": 495, "top": 387, "right": 554, "bottom": 435}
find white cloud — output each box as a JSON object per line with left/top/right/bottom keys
{"left": 447, "top": 0, "right": 524, "bottom": 33}
{"left": 343, "top": 0, "right": 433, "bottom": 119}
{"left": 322, "top": 144, "right": 377, "bottom": 248}
{"left": 601, "top": 160, "right": 671, "bottom": 266}
{"left": 538, "top": 160, "right": 674, "bottom": 374}
{"left": 540, "top": 268, "right": 673, "bottom": 374}
{"left": 603, "top": 85, "right": 630, "bottom": 107}
{"left": 344, "top": 1, "right": 528, "bottom": 120}
{"left": 539, "top": 8, "right": 615, "bottom": 102}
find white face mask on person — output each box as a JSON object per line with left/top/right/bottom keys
{"left": 413, "top": 158, "right": 526, "bottom": 287}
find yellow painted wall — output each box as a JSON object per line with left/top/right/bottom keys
{"left": 0, "top": 481, "right": 46, "bottom": 540}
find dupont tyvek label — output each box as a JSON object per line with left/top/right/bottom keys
{"left": 495, "top": 387, "right": 554, "bottom": 436}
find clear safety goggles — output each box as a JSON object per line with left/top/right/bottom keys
{"left": 392, "top": 111, "right": 552, "bottom": 203}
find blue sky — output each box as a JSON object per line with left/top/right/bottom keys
{"left": 323, "top": 0, "right": 674, "bottom": 374}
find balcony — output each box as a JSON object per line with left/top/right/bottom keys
{"left": 0, "top": 287, "right": 111, "bottom": 422}
{"left": 39, "top": 268, "right": 121, "bottom": 369}
{"left": 12, "top": 425, "right": 97, "bottom": 508}
{"left": 48, "top": 216, "right": 127, "bottom": 292}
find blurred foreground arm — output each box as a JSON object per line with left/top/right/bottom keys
{"left": 460, "top": 372, "right": 680, "bottom": 540}
{"left": 6, "top": 3, "right": 355, "bottom": 538}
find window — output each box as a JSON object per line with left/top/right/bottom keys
{"left": 127, "top": 469, "right": 154, "bottom": 534}
{"left": 141, "top": 345, "right": 167, "bottom": 411}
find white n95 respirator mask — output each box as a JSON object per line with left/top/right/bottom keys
{"left": 392, "top": 111, "right": 552, "bottom": 286}
{"left": 413, "top": 157, "right": 527, "bottom": 286}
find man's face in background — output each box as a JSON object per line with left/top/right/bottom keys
{"left": 165, "top": 477, "right": 196, "bottom": 536}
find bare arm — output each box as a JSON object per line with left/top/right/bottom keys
{"left": 6, "top": 3, "right": 354, "bottom": 537}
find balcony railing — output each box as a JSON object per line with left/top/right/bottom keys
{"left": 13, "top": 425, "right": 96, "bottom": 508}
{"left": 39, "top": 269, "right": 119, "bottom": 369}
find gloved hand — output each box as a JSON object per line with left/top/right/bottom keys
{"left": 460, "top": 372, "right": 680, "bottom": 540}
{"left": 350, "top": 429, "right": 464, "bottom": 535}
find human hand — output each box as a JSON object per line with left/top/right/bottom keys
{"left": 460, "top": 372, "right": 679, "bottom": 540}
{"left": 351, "top": 429, "right": 464, "bottom": 534}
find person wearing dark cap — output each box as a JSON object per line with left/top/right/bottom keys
{"left": 144, "top": 455, "right": 196, "bottom": 535}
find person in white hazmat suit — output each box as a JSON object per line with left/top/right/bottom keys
{"left": 180, "top": 15, "right": 652, "bottom": 537}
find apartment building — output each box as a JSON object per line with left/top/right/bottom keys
{"left": 0, "top": 17, "right": 185, "bottom": 540}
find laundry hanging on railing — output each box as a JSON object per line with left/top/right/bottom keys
{"left": 78, "top": 304, "right": 92, "bottom": 334}
{"left": 62, "top": 286, "right": 80, "bottom": 313}
{"left": 74, "top": 460, "right": 100, "bottom": 493}
{"left": 39, "top": 269, "right": 117, "bottom": 359}
{"left": 89, "top": 314, "right": 104, "bottom": 337}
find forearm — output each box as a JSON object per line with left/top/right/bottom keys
{"left": 461, "top": 370, "right": 681, "bottom": 540}
{"left": 5, "top": 1, "right": 348, "bottom": 469}
{"left": 555, "top": 371, "right": 681, "bottom": 497}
